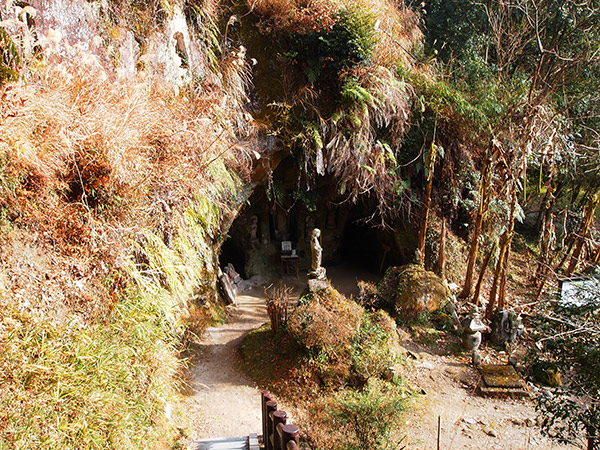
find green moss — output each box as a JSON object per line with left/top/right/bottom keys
{"left": 377, "top": 264, "right": 450, "bottom": 323}
{"left": 0, "top": 27, "right": 21, "bottom": 84}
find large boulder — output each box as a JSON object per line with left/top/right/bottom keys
{"left": 378, "top": 264, "right": 450, "bottom": 321}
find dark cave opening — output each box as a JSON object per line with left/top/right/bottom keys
{"left": 341, "top": 220, "right": 382, "bottom": 274}
{"left": 219, "top": 238, "right": 247, "bottom": 279}
{"left": 218, "top": 152, "right": 417, "bottom": 279}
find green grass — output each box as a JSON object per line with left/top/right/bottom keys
{"left": 0, "top": 293, "right": 181, "bottom": 449}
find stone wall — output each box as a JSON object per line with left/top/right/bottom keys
{"left": 1, "top": 0, "right": 207, "bottom": 86}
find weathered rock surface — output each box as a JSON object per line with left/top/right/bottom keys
{"left": 378, "top": 264, "right": 450, "bottom": 321}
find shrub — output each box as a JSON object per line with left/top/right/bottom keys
{"left": 287, "top": 287, "right": 402, "bottom": 387}
{"left": 350, "top": 310, "right": 397, "bottom": 383}
{"left": 287, "top": 287, "right": 362, "bottom": 384}
{"left": 287, "top": 7, "right": 376, "bottom": 84}
{"left": 330, "top": 379, "right": 408, "bottom": 450}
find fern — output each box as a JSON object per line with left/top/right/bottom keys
{"left": 1, "top": 27, "right": 21, "bottom": 84}
{"left": 341, "top": 79, "right": 373, "bottom": 105}
{"left": 347, "top": 113, "right": 362, "bottom": 128}
{"left": 381, "top": 141, "right": 397, "bottom": 166}
{"left": 300, "top": 120, "right": 324, "bottom": 150}
{"left": 306, "top": 63, "right": 321, "bottom": 84}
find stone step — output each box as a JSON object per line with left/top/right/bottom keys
{"left": 192, "top": 434, "right": 259, "bottom": 450}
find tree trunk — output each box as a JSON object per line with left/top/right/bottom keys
{"left": 534, "top": 187, "right": 551, "bottom": 232}
{"left": 436, "top": 219, "right": 447, "bottom": 279}
{"left": 534, "top": 208, "right": 555, "bottom": 280}
{"left": 497, "top": 242, "right": 511, "bottom": 310}
{"left": 496, "top": 186, "right": 518, "bottom": 310}
{"left": 417, "top": 141, "right": 437, "bottom": 265}
{"left": 534, "top": 189, "right": 556, "bottom": 280}
{"left": 486, "top": 231, "right": 510, "bottom": 320}
{"left": 472, "top": 240, "right": 497, "bottom": 306}
{"left": 556, "top": 232, "right": 576, "bottom": 272}
{"left": 566, "top": 195, "right": 599, "bottom": 276}
{"left": 459, "top": 154, "right": 491, "bottom": 299}
{"left": 558, "top": 208, "right": 568, "bottom": 248}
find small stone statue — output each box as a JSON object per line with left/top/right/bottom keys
{"left": 249, "top": 215, "right": 258, "bottom": 241}
{"left": 308, "top": 228, "right": 327, "bottom": 292}
{"left": 311, "top": 228, "right": 322, "bottom": 271}
{"left": 461, "top": 306, "right": 489, "bottom": 366}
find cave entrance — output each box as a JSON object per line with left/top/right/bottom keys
{"left": 218, "top": 154, "right": 413, "bottom": 281}
{"left": 341, "top": 220, "right": 387, "bottom": 275}
{"left": 219, "top": 237, "right": 247, "bottom": 279}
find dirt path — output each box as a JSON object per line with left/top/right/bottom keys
{"left": 399, "top": 340, "right": 579, "bottom": 450}
{"left": 180, "top": 265, "right": 371, "bottom": 441}
{"left": 184, "top": 286, "right": 268, "bottom": 439}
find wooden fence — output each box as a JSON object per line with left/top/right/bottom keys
{"left": 261, "top": 391, "right": 300, "bottom": 450}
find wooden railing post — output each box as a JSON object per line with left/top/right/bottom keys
{"left": 279, "top": 424, "right": 299, "bottom": 450}
{"left": 271, "top": 410, "right": 287, "bottom": 450}
{"left": 265, "top": 400, "right": 278, "bottom": 450}
{"left": 260, "top": 393, "right": 300, "bottom": 450}
{"left": 261, "top": 390, "right": 273, "bottom": 445}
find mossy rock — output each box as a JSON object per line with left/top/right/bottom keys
{"left": 377, "top": 264, "right": 450, "bottom": 322}
{"left": 530, "top": 361, "right": 562, "bottom": 387}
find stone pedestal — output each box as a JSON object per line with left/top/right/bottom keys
{"left": 308, "top": 267, "right": 327, "bottom": 292}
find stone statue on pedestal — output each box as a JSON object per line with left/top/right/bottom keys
{"left": 311, "top": 228, "right": 322, "bottom": 271}
{"left": 308, "top": 228, "right": 327, "bottom": 291}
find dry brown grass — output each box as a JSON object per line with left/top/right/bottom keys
{"left": 0, "top": 43, "right": 257, "bottom": 257}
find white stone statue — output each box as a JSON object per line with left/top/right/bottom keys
{"left": 311, "top": 228, "right": 322, "bottom": 271}
{"left": 308, "top": 228, "right": 327, "bottom": 292}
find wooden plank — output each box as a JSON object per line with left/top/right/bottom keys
{"left": 248, "top": 433, "right": 259, "bottom": 450}
{"left": 192, "top": 436, "right": 249, "bottom": 450}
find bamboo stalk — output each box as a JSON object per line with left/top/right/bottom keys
{"left": 460, "top": 153, "right": 491, "bottom": 299}
{"left": 437, "top": 219, "right": 447, "bottom": 279}
{"left": 417, "top": 140, "right": 437, "bottom": 265}
{"left": 472, "top": 241, "right": 497, "bottom": 306}
{"left": 566, "top": 195, "right": 599, "bottom": 276}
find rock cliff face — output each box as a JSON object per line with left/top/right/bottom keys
{"left": 2, "top": 0, "right": 206, "bottom": 86}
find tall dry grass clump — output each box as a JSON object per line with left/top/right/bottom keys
{"left": 0, "top": 34, "right": 258, "bottom": 448}
{"left": 0, "top": 43, "right": 257, "bottom": 252}
{"left": 265, "top": 282, "right": 293, "bottom": 335}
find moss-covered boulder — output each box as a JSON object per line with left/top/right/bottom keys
{"left": 377, "top": 264, "right": 450, "bottom": 322}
